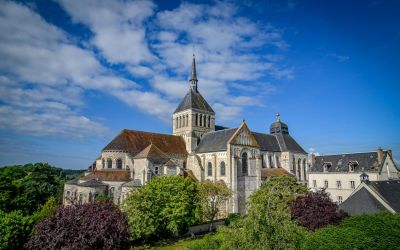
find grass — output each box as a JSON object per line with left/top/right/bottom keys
{"left": 132, "top": 237, "right": 203, "bottom": 250}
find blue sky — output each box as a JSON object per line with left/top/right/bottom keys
{"left": 0, "top": 0, "right": 399, "bottom": 169}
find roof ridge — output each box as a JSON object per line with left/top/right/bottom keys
{"left": 316, "top": 151, "right": 380, "bottom": 157}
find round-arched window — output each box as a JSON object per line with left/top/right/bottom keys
{"left": 207, "top": 162, "right": 212, "bottom": 176}
{"left": 242, "top": 152, "right": 248, "bottom": 175}
{"left": 117, "top": 159, "right": 122, "bottom": 169}
{"left": 107, "top": 158, "right": 112, "bottom": 168}
{"left": 220, "top": 161, "right": 226, "bottom": 176}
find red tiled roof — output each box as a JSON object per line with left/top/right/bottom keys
{"left": 102, "top": 129, "right": 187, "bottom": 157}
{"left": 261, "top": 168, "right": 293, "bottom": 180}
{"left": 134, "top": 143, "right": 169, "bottom": 159}
{"left": 81, "top": 170, "right": 131, "bottom": 182}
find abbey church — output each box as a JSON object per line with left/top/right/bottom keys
{"left": 64, "top": 55, "right": 308, "bottom": 214}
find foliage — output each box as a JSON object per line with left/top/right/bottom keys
{"left": 187, "top": 233, "right": 224, "bottom": 250}
{"left": 123, "top": 176, "right": 198, "bottom": 242}
{"left": 0, "top": 196, "right": 59, "bottom": 250}
{"left": 188, "top": 176, "right": 308, "bottom": 250}
{"left": 301, "top": 213, "right": 400, "bottom": 250}
{"left": 95, "top": 194, "right": 111, "bottom": 203}
{"left": 0, "top": 163, "right": 83, "bottom": 215}
{"left": 26, "top": 201, "right": 129, "bottom": 250}
{"left": 224, "top": 213, "right": 241, "bottom": 226}
{"left": 198, "top": 180, "right": 232, "bottom": 231}
{"left": 0, "top": 210, "right": 34, "bottom": 250}
{"left": 291, "top": 190, "right": 348, "bottom": 231}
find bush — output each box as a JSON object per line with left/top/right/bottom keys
{"left": 26, "top": 202, "right": 130, "bottom": 250}
{"left": 123, "top": 176, "right": 198, "bottom": 242}
{"left": 0, "top": 210, "right": 34, "bottom": 250}
{"left": 291, "top": 190, "right": 348, "bottom": 231}
{"left": 301, "top": 213, "right": 400, "bottom": 249}
{"left": 224, "top": 213, "right": 241, "bottom": 226}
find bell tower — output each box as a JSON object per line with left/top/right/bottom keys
{"left": 173, "top": 54, "right": 215, "bottom": 153}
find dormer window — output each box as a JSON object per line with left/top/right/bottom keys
{"left": 348, "top": 161, "right": 358, "bottom": 172}
{"left": 323, "top": 162, "right": 332, "bottom": 172}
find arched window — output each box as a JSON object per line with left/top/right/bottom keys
{"left": 207, "top": 162, "right": 212, "bottom": 176}
{"left": 88, "top": 193, "right": 93, "bottom": 203}
{"left": 195, "top": 113, "right": 198, "bottom": 126}
{"left": 66, "top": 191, "right": 71, "bottom": 203}
{"left": 207, "top": 115, "right": 210, "bottom": 128}
{"left": 199, "top": 114, "right": 203, "bottom": 127}
{"left": 292, "top": 157, "right": 296, "bottom": 172}
{"left": 102, "top": 159, "right": 105, "bottom": 168}
{"left": 269, "top": 155, "right": 274, "bottom": 168}
{"left": 276, "top": 156, "right": 280, "bottom": 168}
{"left": 203, "top": 115, "right": 206, "bottom": 127}
{"left": 220, "top": 161, "right": 226, "bottom": 176}
{"left": 117, "top": 159, "right": 122, "bottom": 169}
{"left": 78, "top": 193, "right": 83, "bottom": 205}
{"left": 297, "top": 159, "right": 302, "bottom": 180}
{"left": 303, "top": 159, "right": 307, "bottom": 181}
{"left": 242, "top": 152, "right": 248, "bottom": 175}
{"left": 186, "top": 114, "right": 189, "bottom": 126}
{"left": 107, "top": 158, "right": 112, "bottom": 168}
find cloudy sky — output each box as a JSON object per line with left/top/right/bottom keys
{"left": 0, "top": 0, "right": 399, "bottom": 169}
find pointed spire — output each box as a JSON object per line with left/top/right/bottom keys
{"left": 189, "top": 53, "right": 198, "bottom": 92}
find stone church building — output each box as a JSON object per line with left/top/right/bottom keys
{"left": 64, "top": 55, "right": 307, "bottom": 214}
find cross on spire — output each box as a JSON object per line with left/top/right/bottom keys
{"left": 189, "top": 53, "right": 198, "bottom": 92}
{"left": 276, "top": 113, "right": 281, "bottom": 122}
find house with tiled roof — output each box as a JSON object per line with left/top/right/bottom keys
{"left": 64, "top": 55, "right": 308, "bottom": 214}
{"left": 308, "top": 149, "right": 399, "bottom": 204}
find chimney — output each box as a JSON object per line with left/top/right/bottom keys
{"left": 377, "top": 147, "right": 384, "bottom": 164}
{"left": 311, "top": 153, "right": 316, "bottom": 167}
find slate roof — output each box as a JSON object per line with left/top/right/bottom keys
{"left": 103, "top": 129, "right": 187, "bottom": 157}
{"left": 81, "top": 170, "right": 131, "bottom": 182}
{"left": 339, "top": 187, "right": 387, "bottom": 215}
{"left": 253, "top": 132, "right": 281, "bottom": 152}
{"left": 65, "top": 178, "right": 107, "bottom": 187}
{"left": 195, "top": 128, "right": 237, "bottom": 153}
{"left": 122, "top": 179, "right": 142, "bottom": 187}
{"left": 195, "top": 128, "right": 306, "bottom": 154}
{"left": 275, "top": 134, "right": 307, "bottom": 154}
{"left": 174, "top": 90, "right": 214, "bottom": 113}
{"left": 368, "top": 180, "right": 400, "bottom": 212}
{"left": 310, "top": 151, "right": 388, "bottom": 173}
{"left": 339, "top": 180, "right": 400, "bottom": 214}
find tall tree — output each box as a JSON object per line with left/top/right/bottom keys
{"left": 291, "top": 190, "right": 347, "bottom": 231}
{"left": 198, "top": 180, "right": 232, "bottom": 231}
{"left": 123, "top": 176, "right": 198, "bottom": 242}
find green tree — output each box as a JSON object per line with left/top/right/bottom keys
{"left": 198, "top": 180, "right": 232, "bottom": 231}
{"left": 0, "top": 210, "right": 34, "bottom": 250}
{"left": 123, "top": 176, "right": 198, "bottom": 242}
{"left": 188, "top": 176, "right": 308, "bottom": 250}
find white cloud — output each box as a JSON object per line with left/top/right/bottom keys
{"left": 0, "top": 0, "right": 294, "bottom": 137}
{"left": 328, "top": 53, "right": 350, "bottom": 62}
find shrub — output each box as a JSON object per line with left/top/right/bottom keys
{"left": 224, "top": 213, "right": 241, "bottom": 226}
{"left": 26, "top": 202, "right": 130, "bottom": 250}
{"left": 301, "top": 213, "right": 400, "bottom": 250}
{"left": 123, "top": 176, "right": 198, "bottom": 242}
{"left": 0, "top": 210, "right": 34, "bottom": 250}
{"left": 291, "top": 190, "right": 348, "bottom": 231}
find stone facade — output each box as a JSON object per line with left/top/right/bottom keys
{"left": 63, "top": 55, "right": 308, "bottom": 215}
{"left": 308, "top": 149, "right": 399, "bottom": 204}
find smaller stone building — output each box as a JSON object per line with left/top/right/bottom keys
{"left": 308, "top": 148, "right": 399, "bottom": 204}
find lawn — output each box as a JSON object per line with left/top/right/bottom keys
{"left": 145, "top": 237, "right": 202, "bottom": 250}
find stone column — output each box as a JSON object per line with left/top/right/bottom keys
{"left": 256, "top": 154, "right": 261, "bottom": 188}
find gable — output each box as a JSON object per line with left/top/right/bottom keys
{"left": 228, "top": 123, "right": 259, "bottom": 148}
